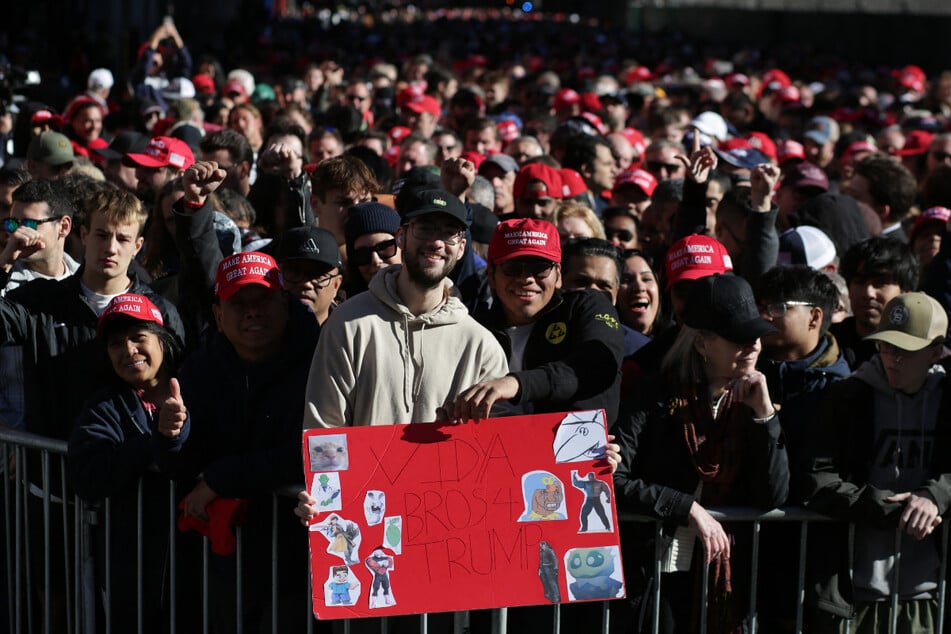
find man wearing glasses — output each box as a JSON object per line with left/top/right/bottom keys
{"left": 450, "top": 218, "right": 625, "bottom": 427}
{"left": 302, "top": 186, "right": 509, "bottom": 428}
{"left": 753, "top": 265, "right": 850, "bottom": 501}
{"left": 0, "top": 179, "right": 77, "bottom": 294}
{"left": 276, "top": 225, "right": 342, "bottom": 325}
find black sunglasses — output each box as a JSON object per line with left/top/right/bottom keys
{"left": 605, "top": 228, "right": 634, "bottom": 242}
{"left": 2, "top": 216, "right": 62, "bottom": 232}
{"left": 498, "top": 260, "right": 557, "bottom": 280}
{"left": 350, "top": 239, "right": 398, "bottom": 266}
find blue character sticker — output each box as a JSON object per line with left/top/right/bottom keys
{"left": 519, "top": 470, "right": 567, "bottom": 521}
{"left": 564, "top": 546, "right": 625, "bottom": 601}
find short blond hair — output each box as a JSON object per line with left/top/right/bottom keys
{"left": 83, "top": 187, "right": 149, "bottom": 236}
{"left": 552, "top": 201, "right": 606, "bottom": 240}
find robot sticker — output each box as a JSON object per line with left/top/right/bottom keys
{"left": 519, "top": 471, "right": 567, "bottom": 521}
{"left": 564, "top": 546, "right": 625, "bottom": 601}
{"left": 308, "top": 434, "right": 350, "bottom": 471}
{"left": 382, "top": 516, "right": 402, "bottom": 554}
{"left": 325, "top": 565, "right": 361, "bottom": 606}
{"left": 553, "top": 410, "right": 607, "bottom": 464}
{"left": 309, "top": 472, "right": 343, "bottom": 517}
{"left": 365, "top": 547, "right": 396, "bottom": 608}
{"left": 537, "top": 541, "right": 561, "bottom": 603}
{"left": 364, "top": 490, "right": 385, "bottom": 526}
{"left": 315, "top": 513, "right": 361, "bottom": 565}
{"left": 571, "top": 470, "right": 613, "bottom": 533}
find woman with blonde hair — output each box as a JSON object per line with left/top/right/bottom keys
{"left": 613, "top": 274, "right": 789, "bottom": 633}
{"left": 552, "top": 200, "right": 606, "bottom": 240}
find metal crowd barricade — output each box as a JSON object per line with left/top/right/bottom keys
{"left": 2, "top": 427, "right": 948, "bottom": 634}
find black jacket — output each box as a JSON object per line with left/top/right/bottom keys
{"left": 478, "top": 288, "right": 625, "bottom": 425}
{"left": 0, "top": 269, "right": 184, "bottom": 440}
{"left": 171, "top": 296, "right": 319, "bottom": 498}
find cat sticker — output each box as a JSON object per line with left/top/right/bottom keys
{"left": 309, "top": 434, "right": 350, "bottom": 472}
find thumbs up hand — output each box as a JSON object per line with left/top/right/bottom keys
{"left": 158, "top": 378, "right": 187, "bottom": 438}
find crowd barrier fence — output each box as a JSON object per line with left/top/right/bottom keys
{"left": 2, "top": 427, "right": 947, "bottom": 634}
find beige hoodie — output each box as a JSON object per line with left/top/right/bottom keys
{"left": 304, "top": 265, "right": 509, "bottom": 428}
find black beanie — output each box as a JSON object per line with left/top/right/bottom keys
{"left": 344, "top": 201, "right": 401, "bottom": 255}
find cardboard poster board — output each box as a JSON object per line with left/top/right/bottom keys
{"left": 302, "top": 410, "right": 625, "bottom": 620}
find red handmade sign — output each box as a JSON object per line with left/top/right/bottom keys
{"left": 302, "top": 410, "right": 625, "bottom": 619}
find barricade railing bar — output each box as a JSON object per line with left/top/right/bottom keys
{"left": 2, "top": 428, "right": 947, "bottom": 634}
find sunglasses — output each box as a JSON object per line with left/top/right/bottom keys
{"left": 350, "top": 239, "right": 398, "bottom": 266}
{"left": 931, "top": 151, "right": 951, "bottom": 162}
{"left": 760, "top": 300, "right": 814, "bottom": 318}
{"left": 646, "top": 160, "right": 681, "bottom": 174}
{"left": 498, "top": 260, "right": 557, "bottom": 280}
{"left": 2, "top": 216, "right": 62, "bottom": 232}
{"left": 605, "top": 228, "right": 634, "bottom": 242}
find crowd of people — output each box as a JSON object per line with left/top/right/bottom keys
{"left": 2, "top": 6, "right": 951, "bottom": 634}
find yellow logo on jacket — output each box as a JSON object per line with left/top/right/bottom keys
{"left": 595, "top": 313, "right": 620, "bottom": 330}
{"left": 545, "top": 322, "right": 567, "bottom": 344}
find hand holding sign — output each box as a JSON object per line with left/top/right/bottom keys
{"left": 158, "top": 378, "right": 187, "bottom": 438}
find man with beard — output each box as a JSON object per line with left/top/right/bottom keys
{"left": 300, "top": 186, "right": 509, "bottom": 428}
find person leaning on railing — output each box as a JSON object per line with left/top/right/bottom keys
{"left": 802, "top": 292, "right": 951, "bottom": 633}
{"left": 611, "top": 273, "right": 789, "bottom": 634}
{"left": 67, "top": 293, "right": 187, "bottom": 633}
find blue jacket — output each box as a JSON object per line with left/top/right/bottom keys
{"left": 757, "top": 333, "right": 851, "bottom": 503}
{"left": 68, "top": 384, "right": 184, "bottom": 501}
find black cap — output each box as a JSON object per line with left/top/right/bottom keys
{"left": 276, "top": 226, "right": 341, "bottom": 269}
{"left": 92, "top": 130, "right": 150, "bottom": 161}
{"left": 682, "top": 274, "right": 777, "bottom": 344}
{"left": 397, "top": 187, "right": 468, "bottom": 226}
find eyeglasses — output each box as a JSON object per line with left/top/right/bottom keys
{"left": 2, "top": 216, "right": 62, "bottom": 232}
{"left": 280, "top": 262, "right": 342, "bottom": 287}
{"left": 350, "top": 239, "right": 398, "bottom": 266}
{"left": 761, "top": 300, "right": 814, "bottom": 318}
{"left": 312, "top": 272, "right": 342, "bottom": 289}
{"left": 409, "top": 221, "right": 465, "bottom": 246}
{"left": 605, "top": 228, "right": 634, "bottom": 242}
{"left": 498, "top": 260, "right": 558, "bottom": 280}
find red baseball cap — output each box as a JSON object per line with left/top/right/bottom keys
{"left": 460, "top": 151, "right": 486, "bottom": 170}
{"left": 488, "top": 218, "right": 561, "bottom": 265}
{"left": 559, "top": 168, "right": 587, "bottom": 198}
{"left": 223, "top": 79, "right": 247, "bottom": 97}
{"left": 841, "top": 140, "right": 878, "bottom": 167}
{"left": 97, "top": 293, "right": 165, "bottom": 339}
{"left": 388, "top": 126, "right": 412, "bottom": 145}
{"left": 214, "top": 252, "right": 284, "bottom": 302}
{"left": 619, "top": 127, "right": 646, "bottom": 157}
{"left": 553, "top": 88, "right": 581, "bottom": 111}
{"left": 514, "top": 163, "right": 564, "bottom": 200}
{"left": 613, "top": 169, "right": 657, "bottom": 197}
{"left": 745, "top": 132, "right": 777, "bottom": 161}
{"left": 777, "top": 139, "right": 806, "bottom": 165}
{"left": 497, "top": 119, "right": 520, "bottom": 143}
{"left": 403, "top": 94, "right": 441, "bottom": 118}
{"left": 782, "top": 162, "right": 829, "bottom": 191}
{"left": 911, "top": 206, "right": 951, "bottom": 241}
{"left": 665, "top": 234, "right": 734, "bottom": 290}
{"left": 894, "top": 130, "right": 934, "bottom": 157}
{"left": 192, "top": 74, "right": 216, "bottom": 96}
{"left": 123, "top": 136, "right": 195, "bottom": 170}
